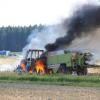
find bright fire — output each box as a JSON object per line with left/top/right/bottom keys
{"left": 35, "top": 60, "right": 45, "bottom": 74}
{"left": 20, "top": 63, "right": 26, "bottom": 72}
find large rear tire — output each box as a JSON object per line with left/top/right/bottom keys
{"left": 83, "top": 67, "right": 87, "bottom": 75}
{"left": 77, "top": 67, "right": 87, "bottom": 75}
{"left": 57, "top": 64, "right": 67, "bottom": 73}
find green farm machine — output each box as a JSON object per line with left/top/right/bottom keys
{"left": 47, "top": 50, "right": 91, "bottom": 75}
{"left": 17, "top": 49, "right": 92, "bottom": 75}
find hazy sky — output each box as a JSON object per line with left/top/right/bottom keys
{"left": 0, "top": 0, "right": 99, "bottom": 26}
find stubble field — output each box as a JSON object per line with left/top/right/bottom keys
{"left": 0, "top": 83, "right": 100, "bottom": 100}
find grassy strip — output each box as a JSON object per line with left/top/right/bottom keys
{"left": 0, "top": 56, "right": 9, "bottom": 58}
{"left": 0, "top": 73, "right": 100, "bottom": 87}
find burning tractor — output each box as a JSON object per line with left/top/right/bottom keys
{"left": 16, "top": 49, "right": 92, "bottom": 75}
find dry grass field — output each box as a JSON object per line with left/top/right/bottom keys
{"left": 0, "top": 83, "right": 100, "bottom": 100}
{"left": 88, "top": 67, "right": 100, "bottom": 74}
{"left": 0, "top": 57, "right": 17, "bottom": 64}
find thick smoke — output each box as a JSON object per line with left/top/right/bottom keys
{"left": 68, "top": 28, "right": 100, "bottom": 65}
{"left": 45, "top": 4, "right": 100, "bottom": 51}
{"left": 23, "top": 25, "right": 66, "bottom": 55}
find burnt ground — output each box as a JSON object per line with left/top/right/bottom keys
{"left": 0, "top": 83, "right": 100, "bottom": 100}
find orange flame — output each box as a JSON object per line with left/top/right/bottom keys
{"left": 35, "top": 60, "right": 45, "bottom": 74}
{"left": 29, "top": 67, "right": 33, "bottom": 74}
{"left": 20, "top": 63, "right": 26, "bottom": 72}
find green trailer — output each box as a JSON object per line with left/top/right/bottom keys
{"left": 47, "top": 50, "right": 89, "bottom": 75}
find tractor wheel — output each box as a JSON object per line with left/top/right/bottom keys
{"left": 57, "top": 64, "right": 67, "bottom": 73}
{"left": 77, "top": 67, "right": 87, "bottom": 75}
{"left": 76, "top": 66, "right": 83, "bottom": 75}
{"left": 83, "top": 67, "right": 87, "bottom": 75}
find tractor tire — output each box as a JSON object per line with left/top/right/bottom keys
{"left": 57, "top": 64, "right": 67, "bottom": 73}
{"left": 83, "top": 67, "right": 87, "bottom": 75}
{"left": 77, "top": 67, "right": 87, "bottom": 75}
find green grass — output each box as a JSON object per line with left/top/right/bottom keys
{"left": 0, "top": 73, "right": 100, "bottom": 87}
{"left": 0, "top": 55, "right": 9, "bottom": 58}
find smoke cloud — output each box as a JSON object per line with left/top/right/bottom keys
{"left": 22, "top": 25, "right": 66, "bottom": 55}
{"left": 45, "top": 4, "right": 100, "bottom": 51}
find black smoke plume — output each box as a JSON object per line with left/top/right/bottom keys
{"left": 45, "top": 4, "right": 100, "bottom": 51}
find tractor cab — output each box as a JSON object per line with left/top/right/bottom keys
{"left": 25, "top": 49, "right": 44, "bottom": 65}
{"left": 25, "top": 49, "right": 44, "bottom": 73}
{"left": 17, "top": 49, "right": 44, "bottom": 74}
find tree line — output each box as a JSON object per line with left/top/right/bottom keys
{"left": 0, "top": 25, "right": 45, "bottom": 52}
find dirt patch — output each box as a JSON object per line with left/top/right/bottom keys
{"left": 88, "top": 67, "right": 100, "bottom": 74}
{"left": 0, "top": 57, "right": 17, "bottom": 64}
{"left": 0, "top": 57, "right": 19, "bottom": 71}
{"left": 0, "top": 83, "right": 100, "bottom": 100}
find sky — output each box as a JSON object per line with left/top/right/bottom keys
{"left": 0, "top": 0, "right": 99, "bottom": 26}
